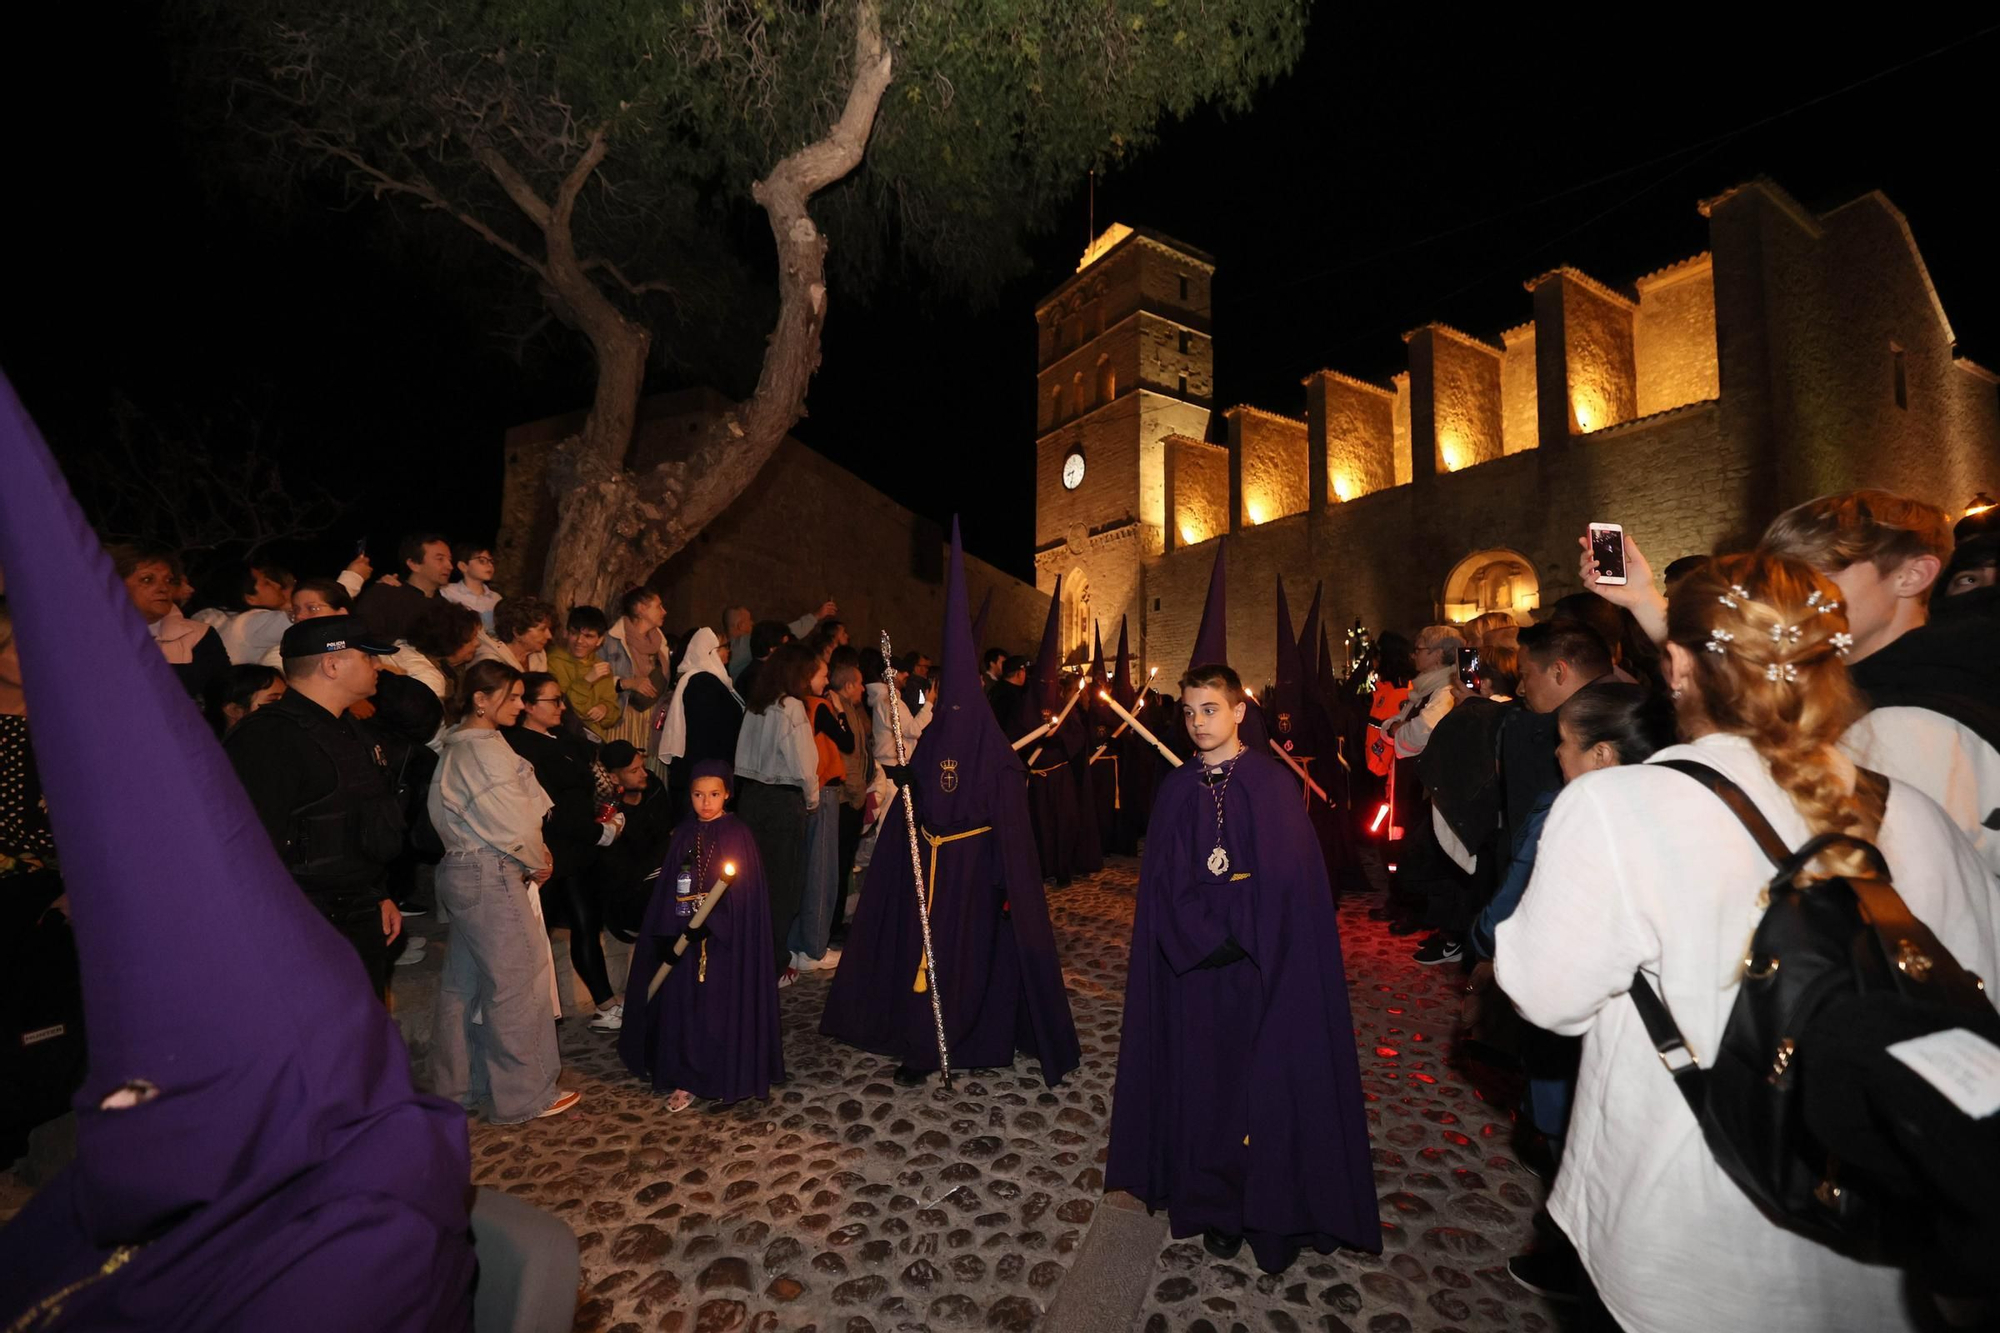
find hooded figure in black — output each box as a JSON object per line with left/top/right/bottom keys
{"left": 1268, "top": 578, "right": 1349, "bottom": 888}
{"left": 1085, "top": 623, "right": 1141, "bottom": 855}
{"left": 1010, "top": 576, "right": 1099, "bottom": 885}
{"left": 820, "top": 520, "right": 1080, "bottom": 1085}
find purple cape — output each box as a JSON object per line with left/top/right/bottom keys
{"left": 821, "top": 520, "right": 1080, "bottom": 1083}
{"left": 1106, "top": 749, "right": 1379, "bottom": 1270}
{"left": 618, "top": 811, "right": 784, "bottom": 1102}
{"left": 1014, "top": 578, "right": 1101, "bottom": 881}
{"left": 0, "top": 376, "right": 473, "bottom": 1329}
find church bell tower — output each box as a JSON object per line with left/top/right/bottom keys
{"left": 1033, "top": 224, "right": 1215, "bottom": 665}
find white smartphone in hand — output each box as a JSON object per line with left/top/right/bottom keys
{"left": 1588, "top": 523, "right": 1628, "bottom": 585}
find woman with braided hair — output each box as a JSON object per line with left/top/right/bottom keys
{"left": 1495, "top": 551, "right": 1998, "bottom": 1333}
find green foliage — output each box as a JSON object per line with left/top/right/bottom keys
{"left": 187, "top": 0, "right": 1307, "bottom": 346}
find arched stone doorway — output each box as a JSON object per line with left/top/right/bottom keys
{"left": 1442, "top": 548, "right": 1539, "bottom": 624}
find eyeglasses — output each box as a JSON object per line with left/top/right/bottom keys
{"left": 532, "top": 694, "right": 565, "bottom": 707}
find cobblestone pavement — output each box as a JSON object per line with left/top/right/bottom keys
{"left": 402, "top": 858, "right": 1564, "bottom": 1333}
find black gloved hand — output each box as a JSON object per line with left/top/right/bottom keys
{"left": 1198, "top": 938, "right": 1247, "bottom": 970}
{"left": 883, "top": 764, "right": 914, "bottom": 788}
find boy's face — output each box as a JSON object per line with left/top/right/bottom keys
{"left": 459, "top": 551, "right": 495, "bottom": 584}
{"left": 568, "top": 627, "right": 605, "bottom": 658}
{"left": 691, "top": 777, "right": 728, "bottom": 822}
{"left": 1180, "top": 684, "right": 1246, "bottom": 756}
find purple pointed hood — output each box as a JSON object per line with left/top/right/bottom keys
{"left": 0, "top": 375, "right": 470, "bottom": 1289}
{"left": 970, "top": 587, "right": 993, "bottom": 650}
{"left": 1187, "top": 540, "right": 1229, "bottom": 671}
{"left": 1182, "top": 537, "right": 1269, "bottom": 750}
{"left": 910, "top": 518, "right": 1022, "bottom": 828}
{"left": 1028, "top": 574, "right": 1065, "bottom": 715}
{"left": 1111, "top": 617, "right": 1137, "bottom": 710}
{"left": 1297, "top": 582, "right": 1323, "bottom": 684}
{"left": 1270, "top": 579, "right": 1307, "bottom": 752}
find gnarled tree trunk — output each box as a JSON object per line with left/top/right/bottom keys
{"left": 530, "top": 0, "right": 894, "bottom": 612}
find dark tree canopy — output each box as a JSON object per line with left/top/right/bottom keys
{"left": 183, "top": 0, "right": 1310, "bottom": 605}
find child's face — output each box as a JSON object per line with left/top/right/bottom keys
{"left": 691, "top": 777, "right": 728, "bottom": 822}
{"left": 568, "top": 627, "right": 604, "bottom": 658}
{"left": 1180, "top": 684, "right": 1246, "bottom": 755}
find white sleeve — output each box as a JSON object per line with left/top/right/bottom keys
{"left": 1494, "top": 783, "right": 1655, "bottom": 1036}
{"left": 789, "top": 612, "right": 820, "bottom": 639}
{"left": 791, "top": 702, "right": 821, "bottom": 810}
{"left": 336, "top": 569, "right": 365, "bottom": 597}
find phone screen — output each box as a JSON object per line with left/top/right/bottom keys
{"left": 1591, "top": 526, "right": 1626, "bottom": 581}
{"left": 1459, "top": 649, "right": 1481, "bottom": 687}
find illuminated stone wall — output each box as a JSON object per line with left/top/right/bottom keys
{"left": 1531, "top": 269, "right": 1639, "bottom": 434}
{"left": 1305, "top": 370, "right": 1397, "bottom": 502}
{"left": 1500, "top": 324, "right": 1539, "bottom": 453}
{"left": 1634, "top": 255, "right": 1720, "bottom": 417}
{"left": 1228, "top": 406, "right": 1310, "bottom": 527}
{"left": 1408, "top": 325, "right": 1505, "bottom": 473}
{"left": 1164, "top": 434, "right": 1230, "bottom": 551}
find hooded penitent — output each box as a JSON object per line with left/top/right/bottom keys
{"left": 1012, "top": 576, "right": 1100, "bottom": 881}
{"left": 618, "top": 759, "right": 784, "bottom": 1103}
{"left": 1105, "top": 616, "right": 1156, "bottom": 836}
{"left": 1084, "top": 622, "right": 1136, "bottom": 856}
{"left": 821, "top": 520, "right": 1079, "bottom": 1083}
{"left": 0, "top": 374, "right": 475, "bottom": 1330}
{"left": 1296, "top": 582, "right": 1323, "bottom": 686}
{"left": 1272, "top": 580, "right": 1351, "bottom": 884}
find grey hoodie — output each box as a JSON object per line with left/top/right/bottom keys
{"left": 428, "top": 724, "right": 553, "bottom": 873}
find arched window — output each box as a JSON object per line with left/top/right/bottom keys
{"left": 1062, "top": 568, "right": 1091, "bottom": 664}
{"left": 1096, "top": 356, "right": 1116, "bottom": 404}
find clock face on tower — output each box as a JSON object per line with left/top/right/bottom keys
{"left": 1061, "top": 449, "right": 1086, "bottom": 490}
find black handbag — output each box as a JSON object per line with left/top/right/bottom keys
{"left": 1628, "top": 759, "right": 1999, "bottom": 1274}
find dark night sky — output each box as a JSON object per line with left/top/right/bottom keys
{"left": 8, "top": 11, "right": 1996, "bottom": 584}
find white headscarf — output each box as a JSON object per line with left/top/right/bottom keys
{"left": 661, "top": 627, "right": 742, "bottom": 760}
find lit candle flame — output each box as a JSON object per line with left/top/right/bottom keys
{"left": 723, "top": 862, "right": 737, "bottom": 877}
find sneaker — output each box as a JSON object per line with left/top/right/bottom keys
{"left": 588, "top": 1003, "right": 623, "bottom": 1032}
{"left": 817, "top": 947, "right": 842, "bottom": 971}
{"left": 534, "top": 1089, "right": 582, "bottom": 1119}
{"left": 1506, "top": 1248, "right": 1579, "bottom": 1301}
{"left": 1202, "top": 1228, "right": 1244, "bottom": 1260}
{"left": 393, "top": 938, "right": 428, "bottom": 967}
{"left": 776, "top": 967, "right": 799, "bottom": 990}
{"left": 1414, "top": 935, "right": 1464, "bottom": 966}
{"left": 396, "top": 901, "right": 428, "bottom": 918}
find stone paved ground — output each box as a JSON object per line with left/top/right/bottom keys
{"left": 391, "top": 858, "right": 1564, "bottom": 1333}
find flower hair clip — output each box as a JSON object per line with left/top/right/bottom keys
{"left": 1765, "top": 662, "right": 1799, "bottom": 684}
{"left": 1770, "top": 622, "right": 1803, "bottom": 645}
{"left": 1806, "top": 589, "right": 1842, "bottom": 616}
{"left": 1707, "top": 627, "right": 1736, "bottom": 654}
{"left": 1830, "top": 632, "right": 1854, "bottom": 656}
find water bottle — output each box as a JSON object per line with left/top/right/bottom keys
{"left": 674, "top": 855, "right": 695, "bottom": 919}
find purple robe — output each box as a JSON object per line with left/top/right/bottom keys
{"left": 0, "top": 374, "right": 473, "bottom": 1330}
{"left": 1107, "top": 749, "right": 1379, "bottom": 1271}
{"left": 618, "top": 812, "right": 784, "bottom": 1102}
{"left": 821, "top": 519, "right": 1080, "bottom": 1083}
{"left": 1015, "top": 577, "right": 1099, "bottom": 882}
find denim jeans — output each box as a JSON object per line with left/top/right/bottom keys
{"left": 429, "top": 849, "right": 563, "bottom": 1123}
{"left": 789, "top": 789, "right": 842, "bottom": 960}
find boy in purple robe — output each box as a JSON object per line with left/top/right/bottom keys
{"left": 1107, "top": 663, "right": 1379, "bottom": 1273}
{"left": 0, "top": 374, "right": 476, "bottom": 1329}
{"left": 619, "top": 760, "right": 785, "bottom": 1110}
{"left": 822, "top": 520, "right": 1080, "bottom": 1087}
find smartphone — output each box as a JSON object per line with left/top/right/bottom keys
{"left": 1588, "top": 522, "right": 1627, "bottom": 585}
{"left": 1459, "top": 648, "right": 1481, "bottom": 688}
{"left": 353, "top": 536, "right": 368, "bottom": 559}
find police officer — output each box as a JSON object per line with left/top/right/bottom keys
{"left": 225, "top": 617, "right": 406, "bottom": 997}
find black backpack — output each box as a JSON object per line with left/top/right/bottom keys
{"left": 1630, "top": 760, "right": 2000, "bottom": 1284}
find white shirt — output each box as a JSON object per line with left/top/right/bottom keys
{"left": 1495, "top": 733, "right": 1999, "bottom": 1333}
{"left": 440, "top": 581, "right": 501, "bottom": 631}
{"left": 1843, "top": 705, "right": 2000, "bottom": 878}
{"left": 864, "top": 681, "right": 931, "bottom": 766}
{"left": 733, "top": 696, "right": 820, "bottom": 810}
